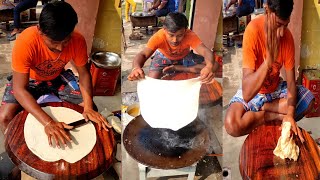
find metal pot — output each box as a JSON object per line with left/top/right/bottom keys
{"left": 90, "top": 52, "right": 121, "bottom": 69}
{"left": 131, "top": 11, "right": 154, "bottom": 17}
{"left": 132, "top": 12, "right": 143, "bottom": 17}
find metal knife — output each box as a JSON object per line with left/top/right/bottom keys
{"left": 66, "top": 119, "right": 89, "bottom": 130}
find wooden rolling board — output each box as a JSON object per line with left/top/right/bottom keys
{"left": 5, "top": 102, "right": 116, "bottom": 179}
{"left": 239, "top": 121, "right": 320, "bottom": 179}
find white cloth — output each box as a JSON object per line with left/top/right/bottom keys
{"left": 137, "top": 76, "right": 201, "bottom": 131}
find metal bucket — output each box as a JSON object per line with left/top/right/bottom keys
{"left": 90, "top": 51, "right": 121, "bottom": 69}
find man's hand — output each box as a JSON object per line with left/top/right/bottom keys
{"left": 225, "top": 0, "right": 236, "bottom": 12}
{"left": 283, "top": 115, "right": 305, "bottom": 143}
{"left": 128, "top": 67, "right": 145, "bottom": 81}
{"left": 225, "top": 4, "right": 230, "bottom": 11}
{"left": 44, "top": 121, "right": 73, "bottom": 148}
{"left": 83, "top": 108, "right": 112, "bottom": 131}
{"left": 200, "top": 65, "right": 214, "bottom": 84}
{"left": 265, "top": 12, "right": 279, "bottom": 68}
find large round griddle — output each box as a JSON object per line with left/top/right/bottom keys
{"left": 123, "top": 115, "right": 210, "bottom": 169}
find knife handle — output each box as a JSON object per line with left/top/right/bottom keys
{"left": 67, "top": 119, "right": 87, "bottom": 128}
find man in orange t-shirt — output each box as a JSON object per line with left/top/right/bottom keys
{"left": 224, "top": 0, "right": 314, "bottom": 142}
{"left": 0, "top": 2, "right": 111, "bottom": 148}
{"left": 128, "top": 12, "right": 218, "bottom": 84}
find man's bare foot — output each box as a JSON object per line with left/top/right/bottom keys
{"left": 10, "top": 28, "right": 19, "bottom": 36}
{"left": 264, "top": 111, "right": 284, "bottom": 122}
{"left": 162, "top": 65, "right": 176, "bottom": 74}
{"left": 7, "top": 28, "right": 20, "bottom": 41}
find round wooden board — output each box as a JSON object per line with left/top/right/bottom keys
{"left": 5, "top": 102, "right": 116, "bottom": 179}
{"left": 239, "top": 121, "right": 320, "bottom": 179}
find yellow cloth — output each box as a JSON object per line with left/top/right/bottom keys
{"left": 125, "top": 0, "right": 137, "bottom": 21}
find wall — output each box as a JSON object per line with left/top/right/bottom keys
{"left": 92, "top": 0, "right": 122, "bottom": 55}
{"left": 300, "top": 0, "right": 320, "bottom": 70}
{"left": 192, "top": 0, "right": 222, "bottom": 49}
{"left": 214, "top": 11, "right": 223, "bottom": 51}
{"left": 288, "top": 0, "right": 303, "bottom": 78}
{"left": 66, "top": 0, "right": 100, "bottom": 54}
{"left": 279, "top": 0, "right": 303, "bottom": 80}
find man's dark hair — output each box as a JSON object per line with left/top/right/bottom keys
{"left": 39, "top": 1, "right": 77, "bottom": 41}
{"left": 163, "top": 12, "right": 188, "bottom": 33}
{"left": 267, "top": 0, "right": 293, "bottom": 20}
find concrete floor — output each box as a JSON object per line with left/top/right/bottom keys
{"left": 0, "top": 22, "right": 121, "bottom": 179}
{"left": 121, "top": 7, "right": 223, "bottom": 179}
{"left": 222, "top": 44, "right": 320, "bottom": 180}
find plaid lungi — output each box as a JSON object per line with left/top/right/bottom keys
{"left": 229, "top": 80, "right": 315, "bottom": 121}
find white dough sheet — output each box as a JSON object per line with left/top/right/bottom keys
{"left": 24, "top": 107, "right": 97, "bottom": 163}
{"left": 137, "top": 76, "right": 202, "bottom": 131}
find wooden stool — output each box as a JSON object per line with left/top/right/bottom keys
{"left": 0, "top": 2, "right": 14, "bottom": 30}
{"left": 138, "top": 163, "right": 197, "bottom": 180}
{"left": 28, "top": 8, "right": 36, "bottom": 21}
{"left": 239, "top": 121, "right": 320, "bottom": 179}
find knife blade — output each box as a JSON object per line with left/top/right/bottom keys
{"left": 66, "top": 119, "right": 89, "bottom": 130}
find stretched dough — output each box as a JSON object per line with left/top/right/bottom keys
{"left": 24, "top": 107, "right": 96, "bottom": 163}
{"left": 137, "top": 76, "right": 201, "bottom": 131}
{"left": 107, "top": 116, "right": 121, "bottom": 134}
{"left": 273, "top": 122, "right": 299, "bottom": 161}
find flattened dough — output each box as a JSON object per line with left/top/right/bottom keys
{"left": 137, "top": 76, "right": 201, "bottom": 131}
{"left": 24, "top": 107, "right": 96, "bottom": 163}
{"left": 273, "top": 122, "right": 299, "bottom": 161}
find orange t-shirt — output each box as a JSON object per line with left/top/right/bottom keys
{"left": 12, "top": 26, "right": 88, "bottom": 81}
{"left": 242, "top": 15, "right": 295, "bottom": 94}
{"left": 146, "top": 29, "right": 202, "bottom": 60}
